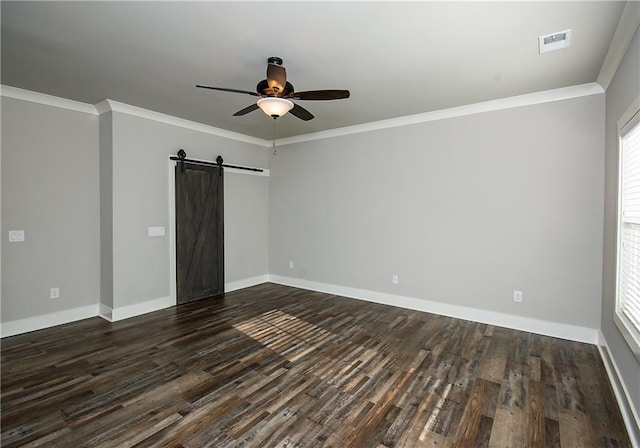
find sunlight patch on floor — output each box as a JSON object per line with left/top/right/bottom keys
{"left": 233, "top": 310, "right": 336, "bottom": 362}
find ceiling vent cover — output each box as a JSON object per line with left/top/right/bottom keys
{"left": 539, "top": 29, "right": 572, "bottom": 54}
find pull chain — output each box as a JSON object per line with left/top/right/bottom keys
{"left": 272, "top": 119, "right": 278, "bottom": 155}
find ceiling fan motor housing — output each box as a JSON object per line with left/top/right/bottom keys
{"left": 257, "top": 79, "right": 294, "bottom": 97}
{"left": 197, "top": 56, "right": 349, "bottom": 121}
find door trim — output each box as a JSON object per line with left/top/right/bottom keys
{"left": 169, "top": 159, "right": 178, "bottom": 307}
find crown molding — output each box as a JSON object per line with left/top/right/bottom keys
{"left": 1, "top": 85, "right": 98, "bottom": 115}
{"left": 275, "top": 82, "right": 605, "bottom": 147}
{"left": 96, "top": 99, "right": 271, "bottom": 147}
{"left": 4, "top": 82, "right": 604, "bottom": 149}
{"left": 597, "top": 1, "right": 640, "bottom": 91}
{"left": 1, "top": 87, "right": 270, "bottom": 147}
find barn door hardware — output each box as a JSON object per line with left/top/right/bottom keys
{"left": 170, "top": 150, "right": 264, "bottom": 173}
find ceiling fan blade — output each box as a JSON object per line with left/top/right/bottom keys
{"left": 233, "top": 103, "right": 260, "bottom": 116}
{"left": 289, "top": 103, "right": 314, "bottom": 121}
{"left": 267, "top": 63, "right": 287, "bottom": 95}
{"left": 196, "top": 85, "right": 260, "bottom": 97}
{"left": 288, "top": 90, "right": 350, "bottom": 101}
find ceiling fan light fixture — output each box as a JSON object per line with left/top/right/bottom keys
{"left": 257, "top": 97, "right": 294, "bottom": 119}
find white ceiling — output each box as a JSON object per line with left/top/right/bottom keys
{"left": 1, "top": 1, "right": 626, "bottom": 140}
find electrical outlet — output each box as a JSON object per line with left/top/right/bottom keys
{"left": 513, "top": 290, "right": 523, "bottom": 303}
{"left": 50, "top": 287, "right": 60, "bottom": 299}
{"left": 392, "top": 275, "right": 399, "bottom": 285}
{"left": 148, "top": 226, "right": 165, "bottom": 237}
{"left": 289, "top": 261, "right": 294, "bottom": 270}
{"left": 9, "top": 230, "right": 24, "bottom": 242}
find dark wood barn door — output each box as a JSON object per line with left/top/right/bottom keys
{"left": 175, "top": 163, "right": 224, "bottom": 304}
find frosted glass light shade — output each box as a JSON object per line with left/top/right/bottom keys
{"left": 257, "top": 97, "right": 294, "bottom": 118}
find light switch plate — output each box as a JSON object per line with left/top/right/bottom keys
{"left": 9, "top": 230, "right": 25, "bottom": 242}
{"left": 148, "top": 226, "right": 165, "bottom": 237}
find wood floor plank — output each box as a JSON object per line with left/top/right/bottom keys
{"left": 0, "top": 283, "right": 631, "bottom": 447}
{"left": 527, "top": 380, "right": 547, "bottom": 447}
{"left": 452, "top": 377, "right": 488, "bottom": 446}
{"left": 473, "top": 415, "right": 494, "bottom": 447}
{"left": 478, "top": 331, "right": 509, "bottom": 382}
{"left": 558, "top": 409, "right": 598, "bottom": 448}
{"left": 488, "top": 406, "right": 526, "bottom": 447}
{"left": 575, "top": 358, "right": 629, "bottom": 443}
{"left": 545, "top": 417, "right": 562, "bottom": 448}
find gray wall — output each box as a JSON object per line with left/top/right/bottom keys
{"left": 108, "top": 111, "right": 269, "bottom": 309}
{"left": 99, "top": 112, "right": 114, "bottom": 309}
{"left": 1, "top": 97, "right": 270, "bottom": 323}
{"left": 224, "top": 172, "right": 269, "bottom": 283}
{"left": 1, "top": 97, "right": 100, "bottom": 321}
{"left": 602, "top": 26, "right": 640, "bottom": 435}
{"left": 270, "top": 94, "right": 605, "bottom": 329}
{"left": 0, "top": 91, "right": 610, "bottom": 333}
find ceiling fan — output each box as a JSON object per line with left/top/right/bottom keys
{"left": 197, "top": 57, "right": 350, "bottom": 121}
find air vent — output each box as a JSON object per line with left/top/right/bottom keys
{"left": 538, "top": 29, "right": 572, "bottom": 54}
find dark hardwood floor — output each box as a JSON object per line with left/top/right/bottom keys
{"left": 1, "top": 283, "right": 630, "bottom": 447}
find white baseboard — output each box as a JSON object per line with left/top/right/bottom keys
{"left": 225, "top": 275, "right": 269, "bottom": 293}
{"left": 1, "top": 275, "right": 271, "bottom": 334}
{"left": 0, "top": 275, "right": 599, "bottom": 346}
{"left": 98, "top": 303, "right": 113, "bottom": 322}
{"left": 268, "top": 275, "right": 599, "bottom": 344}
{"left": 598, "top": 331, "right": 640, "bottom": 447}
{"left": 99, "top": 295, "right": 174, "bottom": 323}
{"left": 1, "top": 304, "right": 99, "bottom": 338}
{"left": 99, "top": 275, "right": 270, "bottom": 323}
